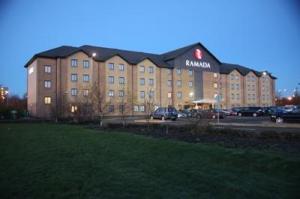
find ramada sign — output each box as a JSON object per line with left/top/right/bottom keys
{"left": 185, "top": 48, "right": 211, "bottom": 69}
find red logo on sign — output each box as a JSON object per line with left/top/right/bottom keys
{"left": 194, "top": 49, "right": 202, "bottom": 60}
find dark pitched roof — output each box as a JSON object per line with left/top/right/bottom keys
{"left": 161, "top": 42, "right": 222, "bottom": 64}
{"left": 221, "top": 63, "right": 276, "bottom": 79}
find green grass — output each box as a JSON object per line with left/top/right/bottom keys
{"left": 0, "top": 123, "right": 299, "bottom": 199}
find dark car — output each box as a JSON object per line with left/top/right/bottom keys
{"left": 230, "top": 107, "right": 241, "bottom": 116}
{"left": 150, "top": 107, "right": 178, "bottom": 121}
{"left": 271, "top": 106, "right": 300, "bottom": 123}
{"left": 237, "top": 107, "right": 263, "bottom": 117}
{"left": 191, "top": 109, "right": 225, "bottom": 119}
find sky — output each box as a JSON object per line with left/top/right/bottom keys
{"left": 0, "top": 0, "right": 299, "bottom": 97}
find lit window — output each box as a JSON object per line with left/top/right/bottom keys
{"left": 44, "top": 65, "right": 51, "bottom": 73}
{"left": 83, "top": 89, "right": 89, "bottom": 96}
{"left": 44, "top": 97, "right": 51, "bottom": 104}
{"left": 119, "top": 77, "right": 125, "bottom": 84}
{"left": 119, "top": 90, "right": 124, "bottom": 97}
{"left": 140, "top": 91, "right": 145, "bottom": 99}
{"left": 188, "top": 69, "right": 193, "bottom": 76}
{"left": 134, "top": 106, "right": 139, "bottom": 112}
{"left": 71, "top": 59, "right": 78, "bottom": 67}
{"left": 108, "top": 90, "right": 114, "bottom": 97}
{"left": 140, "top": 78, "right": 145, "bottom": 86}
{"left": 119, "top": 64, "right": 125, "bottom": 71}
{"left": 44, "top": 80, "right": 51, "bottom": 88}
{"left": 83, "top": 74, "right": 90, "bottom": 82}
{"left": 108, "top": 63, "right": 114, "bottom": 70}
{"left": 148, "top": 66, "right": 154, "bottom": 73}
{"left": 168, "top": 69, "right": 172, "bottom": 75}
{"left": 71, "top": 74, "right": 78, "bottom": 82}
{"left": 176, "top": 80, "right": 182, "bottom": 87}
{"left": 108, "top": 76, "right": 114, "bottom": 84}
{"left": 83, "top": 60, "right": 89, "bottom": 68}
{"left": 189, "top": 81, "right": 193, "bottom": 87}
{"left": 214, "top": 73, "right": 218, "bottom": 78}
{"left": 71, "top": 88, "right": 78, "bottom": 96}
{"left": 71, "top": 105, "right": 78, "bottom": 113}
{"left": 149, "top": 78, "right": 154, "bottom": 86}
{"left": 176, "top": 68, "right": 182, "bottom": 75}
{"left": 213, "top": 83, "right": 218, "bottom": 89}
{"left": 139, "top": 65, "right": 145, "bottom": 73}
{"left": 139, "top": 106, "right": 145, "bottom": 112}
{"left": 168, "top": 92, "right": 172, "bottom": 98}
{"left": 177, "top": 92, "right": 182, "bottom": 99}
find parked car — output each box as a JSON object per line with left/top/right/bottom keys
{"left": 221, "top": 109, "right": 231, "bottom": 116}
{"left": 230, "top": 107, "right": 241, "bottom": 116}
{"left": 271, "top": 106, "right": 300, "bottom": 123}
{"left": 237, "top": 107, "right": 263, "bottom": 117}
{"left": 150, "top": 107, "right": 178, "bottom": 121}
{"left": 191, "top": 109, "right": 225, "bottom": 119}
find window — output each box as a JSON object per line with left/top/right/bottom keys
{"left": 71, "top": 105, "right": 78, "bottom": 113}
{"left": 176, "top": 80, "right": 182, "bottom": 87}
{"left": 189, "top": 81, "right": 193, "bottom": 87}
{"left": 44, "top": 65, "right": 51, "bottom": 73}
{"left": 108, "top": 63, "right": 114, "bottom": 70}
{"left": 119, "top": 90, "right": 124, "bottom": 97}
{"left": 149, "top": 91, "right": 154, "bottom": 98}
{"left": 230, "top": 74, "right": 234, "bottom": 80}
{"left": 139, "top": 105, "right": 145, "bottom": 112}
{"left": 108, "top": 90, "right": 114, "bottom": 97}
{"left": 148, "top": 66, "right": 154, "bottom": 73}
{"left": 71, "top": 74, "right": 78, "bottom": 82}
{"left": 134, "top": 105, "right": 139, "bottom": 112}
{"left": 140, "top": 78, "right": 145, "bottom": 85}
{"left": 119, "top": 64, "right": 125, "bottom": 71}
{"left": 188, "top": 69, "right": 193, "bottom": 76}
{"left": 214, "top": 73, "right": 218, "bottom": 78}
{"left": 44, "top": 80, "right": 51, "bottom": 88}
{"left": 236, "top": 84, "right": 240, "bottom": 90}
{"left": 108, "top": 76, "right": 114, "bottom": 84}
{"left": 149, "top": 78, "right": 154, "bottom": 86}
{"left": 119, "top": 77, "right": 125, "bottom": 84}
{"left": 83, "top": 60, "right": 89, "bottom": 68}
{"left": 235, "top": 75, "right": 239, "bottom": 80}
{"left": 140, "top": 91, "right": 145, "bottom": 99}
{"left": 167, "top": 80, "right": 172, "bottom": 87}
{"left": 83, "top": 89, "right": 89, "bottom": 96}
{"left": 168, "top": 92, "right": 172, "bottom": 98}
{"left": 176, "top": 68, "right": 182, "bottom": 75}
{"left": 44, "top": 97, "right": 51, "bottom": 104}
{"left": 168, "top": 69, "right": 172, "bottom": 75}
{"left": 139, "top": 65, "right": 145, "bottom": 73}
{"left": 83, "top": 74, "right": 90, "bottom": 82}
{"left": 231, "top": 83, "right": 235, "bottom": 90}
{"left": 231, "top": 93, "right": 235, "bottom": 100}
{"left": 177, "top": 92, "right": 182, "bottom": 99}
{"left": 213, "top": 83, "right": 218, "bottom": 89}
{"left": 71, "top": 59, "right": 78, "bottom": 67}
{"left": 71, "top": 88, "right": 78, "bottom": 96}
{"left": 119, "top": 105, "right": 125, "bottom": 113}
{"left": 236, "top": 93, "right": 240, "bottom": 100}
{"left": 108, "top": 105, "right": 114, "bottom": 112}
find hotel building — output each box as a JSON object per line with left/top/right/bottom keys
{"left": 25, "top": 42, "right": 276, "bottom": 118}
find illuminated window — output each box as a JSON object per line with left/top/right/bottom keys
{"left": 71, "top": 105, "right": 78, "bottom": 113}
{"left": 71, "top": 59, "right": 78, "bottom": 67}
{"left": 83, "top": 74, "right": 90, "bottom": 82}
{"left": 44, "top": 80, "right": 51, "bottom": 88}
{"left": 83, "top": 89, "right": 89, "bottom": 96}
{"left": 134, "top": 106, "right": 139, "bottom": 112}
{"left": 83, "top": 60, "right": 89, "bottom": 68}
{"left": 119, "top": 64, "right": 125, "bottom": 71}
{"left": 44, "top": 65, "right": 51, "bottom": 73}
{"left": 168, "top": 92, "right": 172, "bottom": 98}
{"left": 213, "top": 83, "right": 218, "bottom": 89}
{"left": 168, "top": 69, "right": 172, "bottom": 75}
{"left": 108, "top": 63, "right": 114, "bottom": 70}
{"left": 108, "top": 90, "right": 114, "bottom": 97}
{"left": 139, "top": 106, "right": 145, "bottom": 112}
{"left": 44, "top": 97, "right": 51, "bottom": 104}
{"left": 214, "top": 73, "right": 218, "bottom": 78}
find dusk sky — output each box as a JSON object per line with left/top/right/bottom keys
{"left": 0, "top": 0, "right": 299, "bottom": 97}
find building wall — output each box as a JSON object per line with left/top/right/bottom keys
{"left": 27, "top": 60, "right": 38, "bottom": 116}
{"left": 244, "top": 72, "right": 259, "bottom": 106}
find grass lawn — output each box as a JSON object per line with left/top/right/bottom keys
{"left": 0, "top": 123, "right": 299, "bottom": 199}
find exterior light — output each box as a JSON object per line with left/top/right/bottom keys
{"left": 262, "top": 71, "right": 267, "bottom": 76}
{"left": 189, "top": 92, "right": 194, "bottom": 97}
{"left": 287, "top": 96, "right": 292, "bottom": 101}
{"left": 5, "top": 90, "right": 8, "bottom": 95}
{"left": 92, "top": 52, "right": 97, "bottom": 57}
